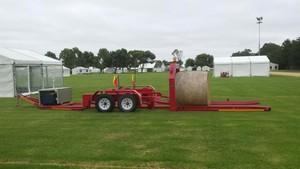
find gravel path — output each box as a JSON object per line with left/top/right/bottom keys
{"left": 270, "top": 72, "right": 300, "bottom": 77}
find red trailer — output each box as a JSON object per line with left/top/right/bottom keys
{"left": 19, "top": 61, "right": 271, "bottom": 112}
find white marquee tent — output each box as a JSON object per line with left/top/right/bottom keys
{"left": 213, "top": 56, "right": 270, "bottom": 77}
{"left": 0, "top": 48, "right": 63, "bottom": 97}
{"left": 231, "top": 57, "right": 251, "bottom": 77}
{"left": 63, "top": 66, "right": 71, "bottom": 77}
{"left": 249, "top": 56, "right": 270, "bottom": 76}
{"left": 213, "top": 57, "right": 232, "bottom": 77}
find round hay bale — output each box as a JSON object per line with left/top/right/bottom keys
{"left": 175, "top": 71, "right": 210, "bottom": 105}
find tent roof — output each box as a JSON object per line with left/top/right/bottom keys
{"left": 214, "top": 57, "right": 232, "bottom": 64}
{"left": 249, "top": 55, "right": 269, "bottom": 64}
{"left": 231, "top": 56, "right": 250, "bottom": 64}
{"left": 0, "top": 48, "right": 41, "bottom": 65}
{"left": 0, "top": 48, "right": 61, "bottom": 65}
{"left": 12, "top": 49, "right": 61, "bottom": 65}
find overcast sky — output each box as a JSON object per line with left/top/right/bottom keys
{"left": 1, "top": 0, "right": 299, "bottom": 62}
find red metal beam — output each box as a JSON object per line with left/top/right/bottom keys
{"left": 211, "top": 100, "right": 260, "bottom": 105}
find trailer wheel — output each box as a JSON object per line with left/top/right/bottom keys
{"left": 118, "top": 94, "right": 137, "bottom": 112}
{"left": 95, "top": 94, "right": 114, "bottom": 112}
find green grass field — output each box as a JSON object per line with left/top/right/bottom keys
{"left": 1, "top": 72, "right": 300, "bottom": 169}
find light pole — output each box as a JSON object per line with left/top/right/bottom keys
{"left": 256, "top": 16, "right": 263, "bottom": 55}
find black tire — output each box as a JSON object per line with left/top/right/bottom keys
{"left": 95, "top": 94, "right": 115, "bottom": 112}
{"left": 118, "top": 94, "right": 137, "bottom": 112}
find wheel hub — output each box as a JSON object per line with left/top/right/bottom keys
{"left": 99, "top": 98, "right": 110, "bottom": 110}
{"left": 122, "top": 98, "right": 133, "bottom": 110}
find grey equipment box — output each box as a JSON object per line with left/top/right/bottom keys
{"left": 39, "top": 87, "right": 72, "bottom": 105}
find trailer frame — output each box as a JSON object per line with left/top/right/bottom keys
{"left": 18, "top": 62, "right": 271, "bottom": 112}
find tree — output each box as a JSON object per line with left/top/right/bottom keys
{"left": 154, "top": 60, "right": 162, "bottom": 68}
{"left": 289, "top": 38, "right": 300, "bottom": 69}
{"left": 92, "top": 54, "right": 102, "bottom": 72}
{"left": 81, "top": 51, "right": 94, "bottom": 67}
{"left": 195, "top": 53, "right": 214, "bottom": 67}
{"left": 98, "top": 48, "right": 112, "bottom": 71}
{"left": 232, "top": 49, "right": 252, "bottom": 56}
{"left": 128, "top": 50, "right": 143, "bottom": 68}
{"left": 45, "top": 51, "right": 57, "bottom": 60}
{"left": 278, "top": 38, "right": 300, "bottom": 69}
{"left": 172, "top": 49, "right": 183, "bottom": 61}
{"left": 72, "top": 47, "right": 83, "bottom": 66}
{"left": 140, "top": 50, "right": 156, "bottom": 73}
{"left": 124, "top": 52, "right": 133, "bottom": 71}
{"left": 111, "top": 48, "right": 130, "bottom": 73}
{"left": 281, "top": 39, "right": 292, "bottom": 69}
{"left": 162, "top": 60, "right": 170, "bottom": 66}
{"left": 260, "top": 43, "right": 282, "bottom": 66}
{"left": 172, "top": 49, "right": 183, "bottom": 67}
{"left": 59, "top": 48, "right": 77, "bottom": 70}
{"left": 185, "top": 58, "right": 195, "bottom": 68}
{"left": 129, "top": 50, "right": 156, "bottom": 73}
{"left": 177, "top": 60, "right": 183, "bottom": 67}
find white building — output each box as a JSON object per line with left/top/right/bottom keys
{"left": 153, "top": 63, "right": 166, "bottom": 72}
{"left": 103, "top": 67, "right": 114, "bottom": 74}
{"left": 138, "top": 62, "right": 156, "bottom": 72}
{"left": 72, "top": 67, "right": 91, "bottom": 75}
{"left": 202, "top": 66, "right": 211, "bottom": 71}
{"left": 179, "top": 67, "right": 186, "bottom": 72}
{"left": 63, "top": 66, "right": 70, "bottom": 77}
{"left": 186, "top": 66, "right": 193, "bottom": 71}
{"left": 270, "top": 62, "right": 279, "bottom": 70}
{"left": 89, "top": 67, "right": 100, "bottom": 73}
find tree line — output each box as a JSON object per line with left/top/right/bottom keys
{"left": 45, "top": 48, "right": 185, "bottom": 73}
{"left": 184, "top": 53, "right": 214, "bottom": 68}
{"left": 46, "top": 47, "right": 214, "bottom": 71}
{"left": 46, "top": 48, "right": 162, "bottom": 73}
{"left": 45, "top": 37, "right": 300, "bottom": 71}
{"left": 231, "top": 37, "right": 300, "bottom": 69}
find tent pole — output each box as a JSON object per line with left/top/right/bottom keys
{"left": 27, "top": 66, "right": 30, "bottom": 93}
{"left": 41, "top": 64, "right": 44, "bottom": 89}
{"left": 12, "top": 63, "right": 17, "bottom": 96}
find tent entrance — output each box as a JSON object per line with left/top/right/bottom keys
{"left": 15, "top": 66, "right": 29, "bottom": 94}
{"left": 15, "top": 65, "right": 43, "bottom": 94}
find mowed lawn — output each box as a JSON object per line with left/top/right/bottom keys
{"left": 0, "top": 72, "right": 300, "bottom": 169}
